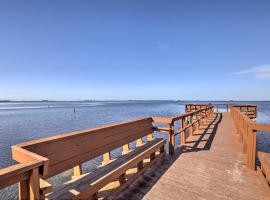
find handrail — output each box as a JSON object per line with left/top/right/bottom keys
{"left": 0, "top": 160, "right": 43, "bottom": 189}
{"left": 172, "top": 105, "right": 214, "bottom": 122}
{"left": 0, "top": 117, "right": 169, "bottom": 200}
{"left": 231, "top": 107, "right": 270, "bottom": 170}
{"left": 0, "top": 104, "right": 265, "bottom": 199}
{"left": 254, "top": 124, "right": 270, "bottom": 131}
{"left": 185, "top": 104, "right": 257, "bottom": 118}
{"left": 152, "top": 105, "right": 215, "bottom": 155}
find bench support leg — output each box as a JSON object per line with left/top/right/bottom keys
{"left": 122, "top": 144, "right": 130, "bottom": 155}
{"left": 107, "top": 148, "right": 165, "bottom": 200}
{"left": 119, "top": 173, "right": 126, "bottom": 185}
{"left": 160, "top": 145, "right": 165, "bottom": 153}
{"left": 147, "top": 133, "right": 154, "bottom": 141}
{"left": 89, "top": 192, "right": 98, "bottom": 200}
{"left": 150, "top": 152, "right": 156, "bottom": 161}
{"left": 137, "top": 160, "right": 144, "bottom": 171}
{"left": 102, "top": 152, "right": 111, "bottom": 165}
{"left": 72, "top": 164, "right": 83, "bottom": 180}
{"left": 136, "top": 138, "right": 143, "bottom": 147}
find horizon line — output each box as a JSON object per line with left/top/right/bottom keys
{"left": 1, "top": 99, "right": 270, "bottom": 102}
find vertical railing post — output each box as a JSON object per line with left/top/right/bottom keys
{"left": 195, "top": 113, "right": 198, "bottom": 131}
{"left": 169, "top": 121, "right": 175, "bottom": 155}
{"left": 19, "top": 168, "right": 40, "bottom": 200}
{"left": 29, "top": 168, "right": 40, "bottom": 200}
{"left": 19, "top": 180, "right": 29, "bottom": 200}
{"left": 181, "top": 117, "right": 186, "bottom": 145}
{"left": 251, "top": 129, "right": 257, "bottom": 170}
{"left": 231, "top": 107, "right": 258, "bottom": 171}
{"left": 246, "top": 127, "right": 257, "bottom": 170}
{"left": 200, "top": 111, "right": 203, "bottom": 127}
{"left": 243, "top": 124, "right": 248, "bottom": 153}
{"left": 189, "top": 115, "right": 193, "bottom": 136}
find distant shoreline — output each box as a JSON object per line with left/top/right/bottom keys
{"left": 1, "top": 100, "right": 270, "bottom": 103}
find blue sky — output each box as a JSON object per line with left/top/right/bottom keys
{"left": 0, "top": 0, "right": 270, "bottom": 101}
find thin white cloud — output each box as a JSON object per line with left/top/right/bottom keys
{"left": 234, "top": 65, "right": 270, "bottom": 79}
{"left": 156, "top": 44, "right": 170, "bottom": 50}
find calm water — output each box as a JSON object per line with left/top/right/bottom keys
{"left": 0, "top": 101, "right": 269, "bottom": 199}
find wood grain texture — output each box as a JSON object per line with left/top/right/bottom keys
{"left": 258, "top": 152, "right": 270, "bottom": 183}
{"left": 142, "top": 113, "right": 269, "bottom": 200}
{"left": 46, "top": 138, "right": 165, "bottom": 200}
{"left": 15, "top": 117, "right": 153, "bottom": 178}
{"left": 0, "top": 160, "right": 42, "bottom": 189}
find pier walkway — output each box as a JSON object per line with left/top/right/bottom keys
{"left": 1, "top": 104, "right": 269, "bottom": 200}
{"left": 140, "top": 113, "right": 268, "bottom": 200}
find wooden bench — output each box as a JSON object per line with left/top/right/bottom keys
{"left": 12, "top": 117, "right": 166, "bottom": 199}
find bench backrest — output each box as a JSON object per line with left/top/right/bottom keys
{"left": 14, "top": 117, "right": 153, "bottom": 178}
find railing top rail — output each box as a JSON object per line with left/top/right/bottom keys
{"left": 231, "top": 107, "right": 255, "bottom": 123}
{"left": 255, "top": 124, "right": 270, "bottom": 131}
{"left": 231, "top": 104, "right": 257, "bottom": 106}
{"left": 185, "top": 103, "right": 257, "bottom": 107}
{"left": 152, "top": 106, "right": 214, "bottom": 124}
{"left": 0, "top": 159, "right": 43, "bottom": 189}
{"left": 172, "top": 105, "right": 214, "bottom": 122}
{"left": 152, "top": 117, "right": 173, "bottom": 124}
{"left": 231, "top": 107, "right": 270, "bottom": 131}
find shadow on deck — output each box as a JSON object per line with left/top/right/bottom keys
{"left": 116, "top": 113, "right": 223, "bottom": 200}
{"left": 179, "top": 113, "right": 222, "bottom": 153}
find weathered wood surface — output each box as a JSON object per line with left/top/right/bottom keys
{"left": 46, "top": 138, "right": 165, "bottom": 199}
{"left": 127, "top": 113, "right": 269, "bottom": 200}
{"left": 185, "top": 104, "right": 257, "bottom": 118}
{"left": 258, "top": 152, "right": 270, "bottom": 183}
{"left": 13, "top": 117, "right": 153, "bottom": 178}
{"left": 1, "top": 105, "right": 269, "bottom": 200}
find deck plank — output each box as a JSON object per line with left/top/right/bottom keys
{"left": 123, "top": 113, "right": 268, "bottom": 200}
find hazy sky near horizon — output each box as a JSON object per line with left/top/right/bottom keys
{"left": 0, "top": 0, "right": 270, "bottom": 101}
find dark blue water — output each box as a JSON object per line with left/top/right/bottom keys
{"left": 0, "top": 101, "right": 269, "bottom": 199}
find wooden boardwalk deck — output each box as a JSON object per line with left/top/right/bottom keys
{"left": 119, "top": 113, "right": 269, "bottom": 200}
{"left": 1, "top": 105, "right": 269, "bottom": 200}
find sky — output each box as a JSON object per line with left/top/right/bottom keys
{"left": 0, "top": 0, "right": 270, "bottom": 101}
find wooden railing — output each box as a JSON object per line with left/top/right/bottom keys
{"left": 0, "top": 160, "right": 44, "bottom": 198}
{"left": 0, "top": 117, "right": 168, "bottom": 200}
{"left": 153, "top": 105, "right": 215, "bottom": 155}
{"left": 0, "top": 104, "right": 267, "bottom": 199}
{"left": 231, "top": 107, "right": 270, "bottom": 170}
{"left": 257, "top": 152, "right": 270, "bottom": 191}
{"left": 185, "top": 104, "right": 229, "bottom": 113}
{"left": 232, "top": 105, "right": 257, "bottom": 119}
{"left": 185, "top": 104, "right": 257, "bottom": 118}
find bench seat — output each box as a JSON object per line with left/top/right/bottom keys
{"left": 46, "top": 138, "right": 166, "bottom": 200}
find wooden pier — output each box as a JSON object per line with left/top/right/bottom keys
{"left": 143, "top": 113, "right": 268, "bottom": 200}
{"left": 0, "top": 104, "right": 269, "bottom": 200}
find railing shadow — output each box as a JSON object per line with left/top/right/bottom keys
{"left": 178, "top": 113, "right": 222, "bottom": 154}
{"left": 116, "top": 113, "right": 222, "bottom": 200}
